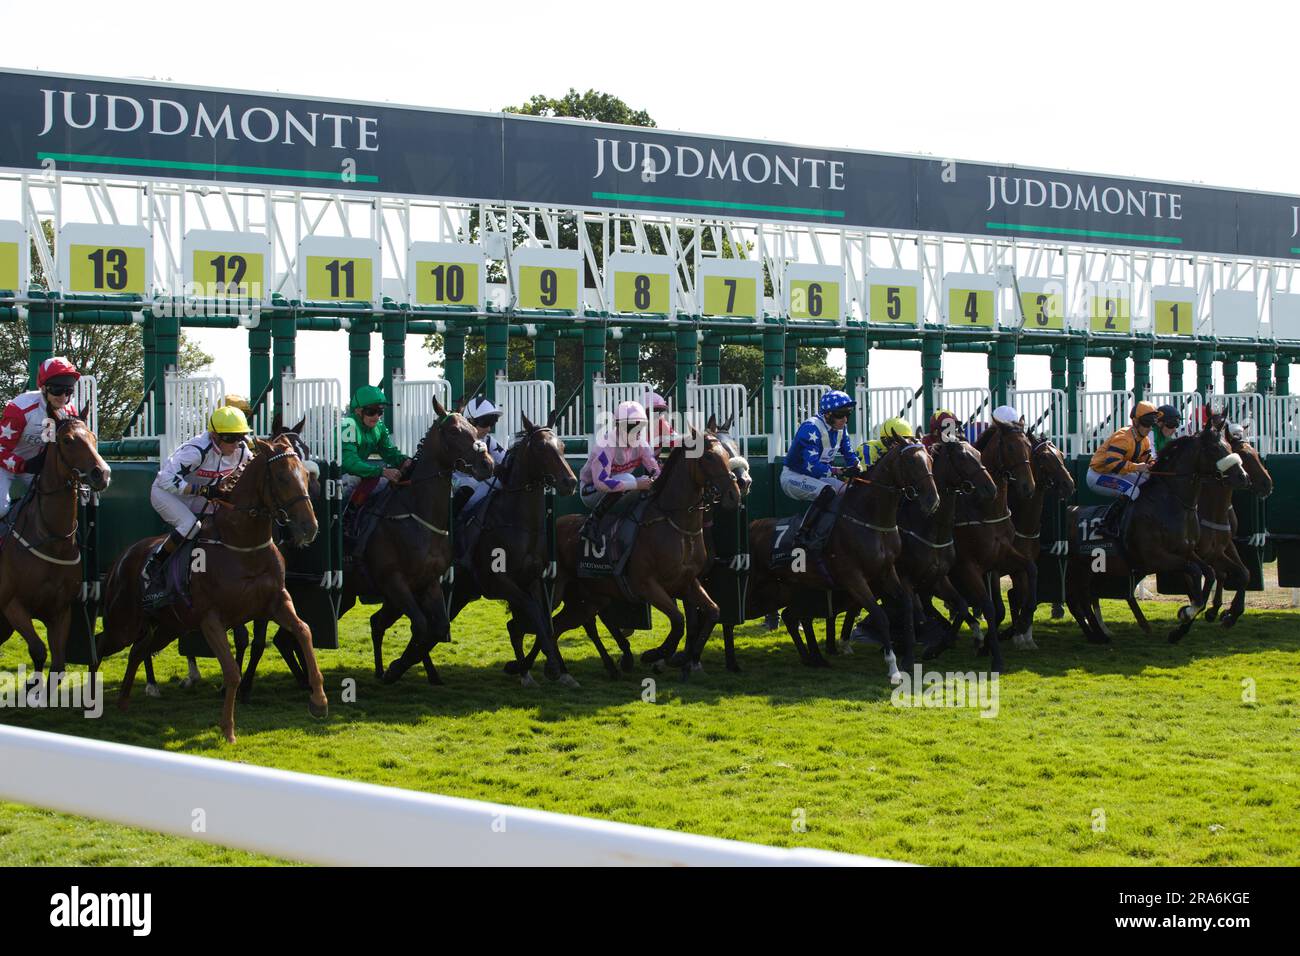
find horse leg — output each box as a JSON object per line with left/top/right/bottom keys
{"left": 269, "top": 589, "right": 329, "bottom": 715}
{"left": 1125, "top": 594, "right": 1153, "bottom": 634}
{"left": 505, "top": 577, "right": 575, "bottom": 687}
{"left": 1219, "top": 546, "right": 1250, "bottom": 628}
{"left": 923, "top": 580, "right": 964, "bottom": 660}
{"left": 836, "top": 567, "right": 898, "bottom": 684}
{"left": 1204, "top": 576, "right": 1224, "bottom": 622}
{"left": 883, "top": 568, "right": 916, "bottom": 673}
{"left": 722, "top": 623, "right": 740, "bottom": 673}
{"left": 583, "top": 616, "right": 621, "bottom": 679}
{"left": 240, "top": 621, "right": 267, "bottom": 703}
{"left": 369, "top": 602, "right": 403, "bottom": 680}
{"left": 600, "top": 613, "right": 636, "bottom": 673}
{"left": 1168, "top": 560, "right": 1212, "bottom": 644}
{"left": 951, "top": 561, "right": 1002, "bottom": 670}
{"left": 636, "top": 578, "right": 688, "bottom": 668}
{"left": 3, "top": 604, "right": 50, "bottom": 693}
{"left": 117, "top": 633, "right": 154, "bottom": 712}
{"left": 415, "top": 588, "right": 449, "bottom": 686}
{"left": 1, "top": 606, "right": 47, "bottom": 673}
{"left": 233, "top": 624, "right": 249, "bottom": 670}
{"left": 1010, "top": 563, "right": 1039, "bottom": 650}
{"left": 505, "top": 615, "right": 539, "bottom": 688}
{"left": 781, "top": 605, "right": 811, "bottom": 663}
{"left": 672, "top": 577, "right": 721, "bottom": 674}
{"left": 272, "top": 625, "right": 310, "bottom": 689}
{"left": 837, "top": 605, "right": 859, "bottom": 655}
{"left": 190, "top": 612, "right": 240, "bottom": 743}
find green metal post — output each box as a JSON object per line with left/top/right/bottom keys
{"left": 674, "top": 328, "right": 697, "bottom": 409}
{"left": 921, "top": 332, "right": 943, "bottom": 423}
{"left": 1195, "top": 342, "right": 1214, "bottom": 399}
{"left": 844, "top": 326, "right": 867, "bottom": 397}
{"left": 26, "top": 298, "right": 55, "bottom": 388}
{"left": 1132, "top": 340, "right": 1152, "bottom": 401}
{"left": 153, "top": 306, "right": 180, "bottom": 429}
{"left": 763, "top": 322, "right": 785, "bottom": 439}
{"left": 484, "top": 313, "right": 509, "bottom": 402}
{"left": 1110, "top": 352, "right": 1127, "bottom": 393}
{"left": 784, "top": 338, "right": 798, "bottom": 387}
{"left": 443, "top": 329, "right": 465, "bottom": 403}
{"left": 534, "top": 330, "right": 556, "bottom": 387}
{"left": 348, "top": 316, "right": 372, "bottom": 400}
{"left": 582, "top": 324, "right": 606, "bottom": 432}
{"left": 381, "top": 310, "right": 406, "bottom": 405}
{"left": 1066, "top": 336, "right": 1086, "bottom": 445}
{"left": 248, "top": 320, "right": 271, "bottom": 405}
{"left": 618, "top": 332, "right": 641, "bottom": 382}
{"left": 701, "top": 338, "right": 722, "bottom": 386}
{"left": 1050, "top": 347, "right": 1067, "bottom": 393}
{"left": 994, "top": 334, "right": 1018, "bottom": 407}
{"left": 272, "top": 308, "right": 296, "bottom": 409}
{"left": 1277, "top": 356, "right": 1290, "bottom": 397}
{"left": 1223, "top": 357, "right": 1239, "bottom": 395}
{"left": 142, "top": 314, "right": 157, "bottom": 407}
{"left": 1167, "top": 353, "right": 1184, "bottom": 394}
{"left": 1255, "top": 347, "right": 1274, "bottom": 395}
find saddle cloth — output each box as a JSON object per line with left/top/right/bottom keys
{"left": 576, "top": 494, "right": 646, "bottom": 581}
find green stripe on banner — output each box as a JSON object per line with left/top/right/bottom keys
{"left": 37, "top": 152, "right": 379, "bottom": 184}
{"left": 593, "top": 191, "right": 845, "bottom": 219}
{"left": 986, "top": 221, "right": 1182, "bottom": 245}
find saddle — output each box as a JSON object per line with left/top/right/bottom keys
{"left": 141, "top": 536, "right": 201, "bottom": 613}
{"left": 0, "top": 481, "right": 37, "bottom": 546}
{"left": 771, "top": 492, "right": 843, "bottom": 572}
{"left": 343, "top": 484, "right": 395, "bottom": 566}
{"left": 1070, "top": 500, "right": 1137, "bottom": 560}
{"left": 577, "top": 493, "right": 646, "bottom": 583}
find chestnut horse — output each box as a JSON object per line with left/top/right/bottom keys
{"left": 96, "top": 435, "right": 324, "bottom": 743}
{"left": 0, "top": 409, "right": 111, "bottom": 683}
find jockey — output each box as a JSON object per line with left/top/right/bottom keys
{"left": 579, "top": 399, "right": 659, "bottom": 540}
{"left": 141, "top": 404, "right": 254, "bottom": 605}
{"left": 644, "top": 390, "right": 678, "bottom": 454}
{"left": 0, "top": 356, "right": 81, "bottom": 528}
{"left": 453, "top": 395, "right": 508, "bottom": 512}
{"left": 782, "top": 389, "right": 859, "bottom": 548}
{"left": 856, "top": 417, "right": 914, "bottom": 468}
{"left": 1152, "top": 403, "right": 1182, "bottom": 453}
{"left": 991, "top": 404, "right": 1023, "bottom": 429}
{"left": 921, "top": 408, "right": 960, "bottom": 449}
{"left": 340, "top": 384, "right": 411, "bottom": 507}
{"left": 1088, "top": 400, "right": 1159, "bottom": 538}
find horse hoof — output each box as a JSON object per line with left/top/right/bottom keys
{"left": 381, "top": 666, "right": 404, "bottom": 685}
{"left": 640, "top": 648, "right": 665, "bottom": 665}
{"left": 1203, "top": 608, "right": 1219, "bottom": 622}
{"left": 503, "top": 660, "right": 521, "bottom": 675}
{"left": 557, "top": 673, "right": 581, "bottom": 690}
{"left": 889, "top": 671, "right": 905, "bottom": 686}
{"left": 1221, "top": 614, "right": 1237, "bottom": 630}
{"left": 427, "top": 674, "right": 444, "bottom": 687}
{"left": 224, "top": 732, "right": 237, "bottom": 745}
{"left": 1166, "top": 630, "right": 1185, "bottom": 644}
{"left": 1012, "top": 635, "right": 1039, "bottom": 651}
{"left": 1050, "top": 604, "right": 1065, "bottom": 620}
{"left": 308, "top": 699, "right": 328, "bottom": 719}
{"left": 620, "top": 655, "right": 636, "bottom": 674}
{"left": 667, "top": 652, "right": 688, "bottom": 668}
{"left": 520, "top": 673, "right": 539, "bottom": 689}
{"left": 144, "top": 683, "right": 162, "bottom": 699}
{"left": 180, "top": 676, "right": 199, "bottom": 690}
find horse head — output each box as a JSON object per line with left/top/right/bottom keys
{"left": 930, "top": 435, "right": 995, "bottom": 501}
{"left": 706, "top": 412, "right": 751, "bottom": 497}
{"left": 518, "top": 412, "right": 577, "bottom": 495}
{"left": 1197, "top": 423, "right": 1250, "bottom": 490}
{"left": 48, "top": 409, "right": 111, "bottom": 494}
{"left": 269, "top": 412, "right": 320, "bottom": 501}
{"left": 685, "top": 426, "right": 741, "bottom": 511}
{"left": 882, "top": 439, "right": 940, "bottom": 515}
{"left": 424, "top": 395, "right": 493, "bottom": 481}
{"left": 1028, "top": 431, "right": 1075, "bottom": 499}
{"left": 1225, "top": 424, "right": 1272, "bottom": 498}
{"left": 981, "top": 420, "right": 1036, "bottom": 500}
{"left": 254, "top": 434, "right": 319, "bottom": 548}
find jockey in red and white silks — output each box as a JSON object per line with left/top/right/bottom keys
{"left": 578, "top": 400, "right": 660, "bottom": 509}
{"left": 0, "top": 356, "right": 81, "bottom": 521}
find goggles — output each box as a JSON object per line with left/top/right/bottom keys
{"left": 217, "top": 433, "right": 247, "bottom": 444}
{"left": 1137, "top": 414, "right": 1159, "bottom": 427}
{"left": 45, "top": 385, "right": 75, "bottom": 397}
{"left": 360, "top": 405, "right": 384, "bottom": 417}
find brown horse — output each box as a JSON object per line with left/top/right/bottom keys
{"left": 1123, "top": 426, "right": 1272, "bottom": 633}
{"left": 0, "top": 410, "right": 111, "bottom": 684}
{"left": 352, "top": 397, "right": 495, "bottom": 686}
{"left": 96, "top": 434, "right": 324, "bottom": 743}
{"left": 1065, "top": 426, "right": 1249, "bottom": 645}
{"left": 947, "top": 421, "right": 1037, "bottom": 672}
{"left": 537, "top": 428, "right": 741, "bottom": 682}
{"left": 748, "top": 439, "right": 939, "bottom": 682}
{"left": 995, "top": 432, "right": 1076, "bottom": 650}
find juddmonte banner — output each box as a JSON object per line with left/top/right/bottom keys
{"left": 3, "top": 68, "right": 1299, "bottom": 260}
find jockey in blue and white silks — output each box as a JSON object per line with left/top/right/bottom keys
{"left": 780, "top": 389, "right": 860, "bottom": 501}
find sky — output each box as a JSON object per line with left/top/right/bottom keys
{"left": 10, "top": 0, "right": 1293, "bottom": 398}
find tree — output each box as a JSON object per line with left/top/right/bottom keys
{"left": 0, "top": 220, "right": 214, "bottom": 439}
{"left": 421, "top": 91, "right": 839, "bottom": 407}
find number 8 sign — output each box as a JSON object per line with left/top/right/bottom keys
{"left": 606, "top": 253, "right": 673, "bottom": 315}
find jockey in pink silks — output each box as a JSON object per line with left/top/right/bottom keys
{"left": 579, "top": 400, "right": 660, "bottom": 539}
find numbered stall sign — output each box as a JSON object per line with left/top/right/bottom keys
{"left": 785, "top": 263, "right": 844, "bottom": 322}
{"left": 409, "top": 241, "right": 486, "bottom": 309}
{"left": 1271, "top": 292, "right": 1300, "bottom": 341}
{"left": 606, "top": 252, "right": 674, "bottom": 315}
{"left": 0, "top": 221, "right": 26, "bottom": 292}
{"left": 1017, "top": 277, "right": 1067, "bottom": 331}
{"left": 513, "top": 248, "right": 582, "bottom": 312}
{"left": 1086, "top": 282, "right": 1132, "bottom": 334}
{"left": 298, "top": 236, "right": 380, "bottom": 304}
{"left": 865, "top": 268, "right": 923, "bottom": 326}
{"left": 1151, "top": 286, "right": 1198, "bottom": 337}
{"left": 1212, "top": 289, "right": 1259, "bottom": 339}
{"left": 943, "top": 273, "right": 997, "bottom": 328}
{"left": 183, "top": 229, "right": 270, "bottom": 301}
{"left": 697, "top": 258, "right": 762, "bottom": 319}
{"left": 59, "top": 223, "right": 151, "bottom": 296}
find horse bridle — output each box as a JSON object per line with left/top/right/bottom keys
{"left": 403, "top": 415, "right": 489, "bottom": 484}
{"left": 224, "top": 444, "right": 313, "bottom": 527}
{"left": 853, "top": 441, "right": 930, "bottom": 500}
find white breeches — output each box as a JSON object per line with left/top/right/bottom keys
{"left": 150, "top": 485, "right": 209, "bottom": 537}
{"left": 0, "top": 471, "right": 30, "bottom": 519}
{"left": 1086, "top": 469, "right": 1146, "bottom": 500}
{"left": 779, "top": 468, "right": 844, "bottom": 501}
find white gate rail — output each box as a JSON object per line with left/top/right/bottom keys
{"left": 163, "top": 372, "right": 224, "bottom": 457}
{"left": 391, "top": 370, "right": 452, "bottom": 455}
{"left": 853, "top": 385, "right": 917, "bottom": 445}
{"left": 1215, "top": 392, "right": 1267, "bottom": 452}
{"left": 773, "top": 383, "right": 828, "bottom": 457}
{"left": 686, "top": 378, "right": 751, "bottom": 452}
{"left": 936, "top": 386, "right": 991, "bottom": 433}
{"left": 1150, "top": 391, "right": 1204, "bottom": 439}
{"left": 72, "top": 374, "right": 97, "bottom": 437}
{"left": 1264, "top": 395, "right": 1300, "bottom": 455}
{"left": 1012, "top": 388, "right": 1069, "bottom": 451}
{"left": 0, "top": 725, "right": 895, "bottom": 867}
{"left": 281, "top": 372, "right": 343, "bottom": 464}
{"left": 493, "top": 374, "right": 555, "bottom": 444}
{"left": 1079, "top": 389, "right": 1132, "bottom": 455}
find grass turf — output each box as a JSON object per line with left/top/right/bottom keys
{"left": 2, "top": 597, "right": 1297, "bottom": 866}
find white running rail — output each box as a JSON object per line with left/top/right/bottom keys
{"left": 493, "top": 375, "right": 555, "bottom": 444}
{"left": 0, "top": 725, "right": 899, "bottom": 867}
{"left": 281, "top": 373, "right": 344, "bottom": 464}
{"left": 163, "top": 372, "right": 225, "bottom": 458}
{"left": 391, "top": 370, "right": 452, "bottom": 455}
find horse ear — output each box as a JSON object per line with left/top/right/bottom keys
{"left": 433, "top": 395, "right": 447, "bottom": 418}
{"left": 706, "top": 413, "right": 717, "bottom": 433}
{"left": 271, "top": 411, "right": 283, "bottom": 436}
{"left": 254, "top": 437, "right": 273, "bottom": 455}
{"left": 722, "top": 411, "right": 735, "bottom": 433}
{"left": 521, "top": 412, "right": 534, "bottom": 432}
{"left": 291, "top": 416, "right": 307, "bottom": 434}
{"left": 546, "top": 407, "right": 557, "bottom": 428}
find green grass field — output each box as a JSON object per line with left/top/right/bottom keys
{"left": 2, "top": 597, "right": 1298, "bottom": 866}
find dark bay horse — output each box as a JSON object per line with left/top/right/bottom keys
{"left": 747, "top": 439, "right": 939, "bottom": 682}
{"left": 1123, "top": 426, "right": 1272, "bottom": 633}
{"left": 1065, "top": 426, "right": 1249, "bottom": 645}
{"left": 994, "top": 432, "right": 1076, "bottom": 651}
{"left": 0, "top": 410, "right": 111, "bottom": 684}
{"left": 948, "top": 420, "right": 1037, "bottom": 672}
{"left": 96, "top": 435, "right": 324, "bottom": 743}
{"left": 537, "top": 428, "right": 741, "bottom": 681}
{"left": 447, "top": 414, "right": 578, "bottom": 686}
{"left": 352, "top": 397, "right": 495, "bottom": 686}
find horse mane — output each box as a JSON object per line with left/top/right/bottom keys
{"left": 1153, "top": 434, "right": 1196, "bottom": 471}
{"left": 649, "top": 443, "right": 686, "bottom": 498}
{"left": 974, "top": 425, "right": 993, "bottom": 452}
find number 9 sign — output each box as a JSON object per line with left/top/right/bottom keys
{"left": 513, "top": 248, "right": 582, "bottom": 313}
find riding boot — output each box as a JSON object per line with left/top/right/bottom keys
{"left": 140, "top": 528, "right": 189, "bottom": 608}
{"left": 1099, "top": 496, "right": 1128, "bottom": 541}
{"left": 581, "top": 493, "right": 617, "bottom": 545}
{"left": 793, "top": 485, "right": 836, "bottom": 549}
{"left": 453, "top": 484, "right": 474, "bottom": 515}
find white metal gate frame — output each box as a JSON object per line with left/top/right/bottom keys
{"left": 1010, "top": 388, "right": 1069, "bottom": 450}
{"left": 685, "top": 378, "right": 751, "bottom": 455}
{"left": 280, "top": 372, "right": 344, "bottom": 465}
{"left": 773, "top": 383, "right": 829, "bottom": 458}
{"left": 391, "top": 370, "right": 452, "bottom": 456}
{"left": 163, "top": 372, "right": 225, "bottom": 458}
{"left": 493, "top": 375, "right": 556, "bottom": 446}
{"left": 853, "top": 384, "right": 919, "bottom": 445}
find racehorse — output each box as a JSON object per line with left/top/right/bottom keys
{"left": 1064, "top": 424, "right": 1250, "bottom": 645}
{"left": 947, "top": 420, "right": 1037, "bottom": 672}
{"left": 349, "top": 397, "right": 494, "bottom": 686}
{"left": 993, "top": 431, "right": 1076, "bottom": 651}
{"left": 95, "top": 434, "right": 324, "bottom": 743}
{"left": 746, "top": 439, "right": 939, "bottom": 682}
{"left": 141, "top": 413, "right": 320, "bottom": 701}
{"left": 446, "top": 413, "right": 578, "bottom": 686}
{"left": 1122, "top": 424, "right": 1272, "bottom": 634}
{"left": 528, "top": 426, "right": 741, "bottom": 682}
{"left": 0, "top": 409, "right": 111, "bottom": 686}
